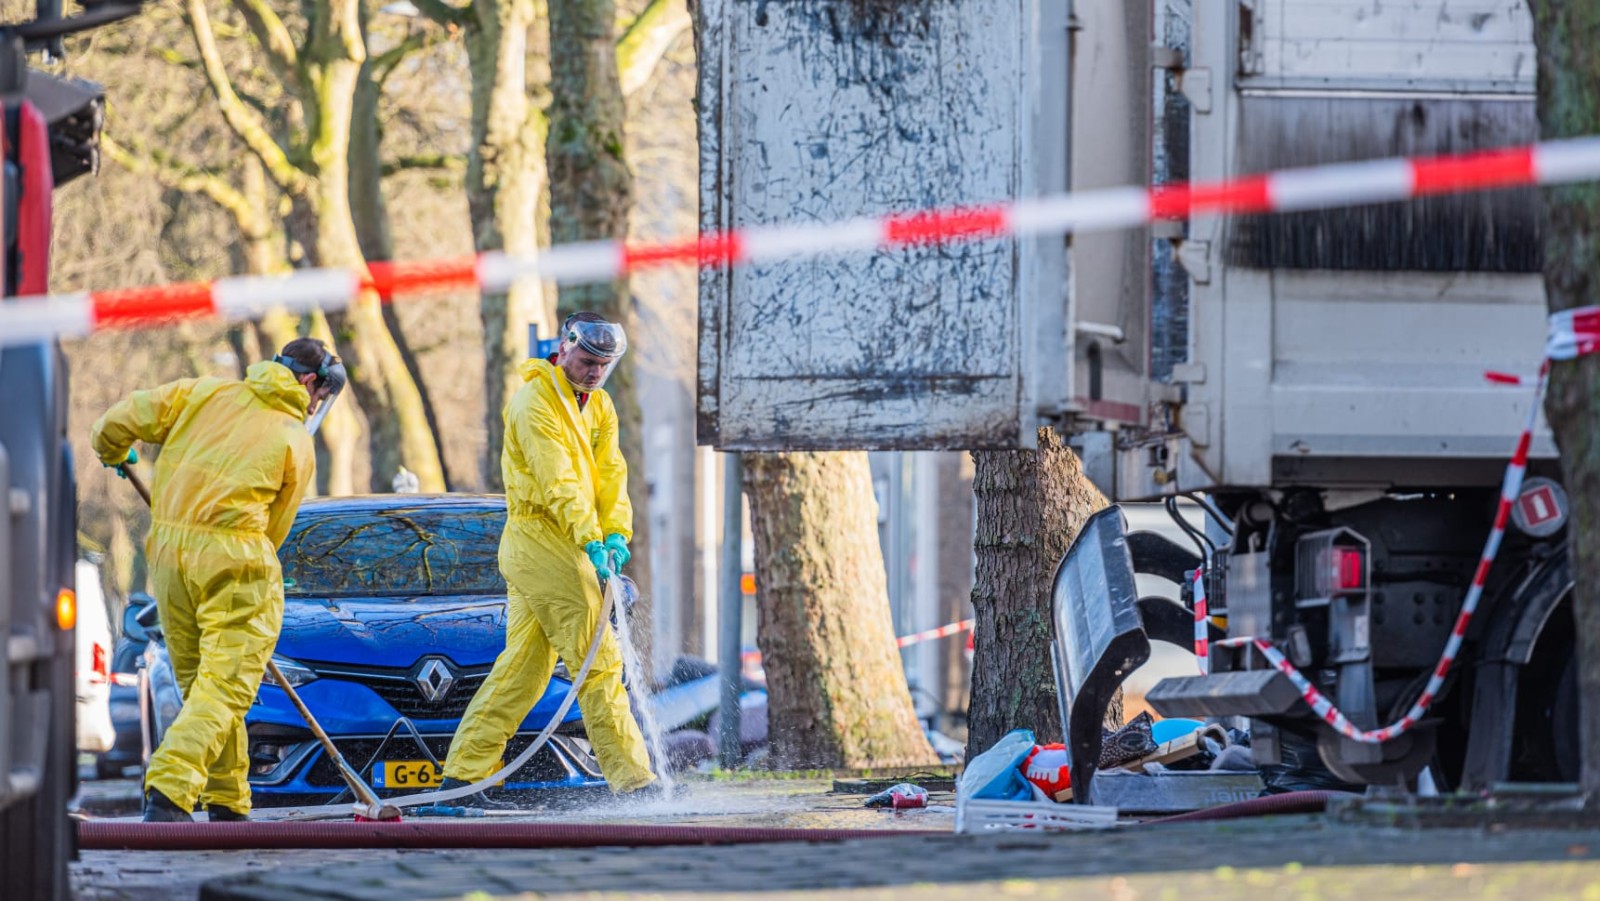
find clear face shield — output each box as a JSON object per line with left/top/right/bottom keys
{"left": 557, "top": 319, "right": 627, "bottom": 392}
{"left": 275, "top": 352, "right": 348, "bottom": 437}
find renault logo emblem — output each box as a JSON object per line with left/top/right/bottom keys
{"left": 412, "top": 657, "right": 457, "bottom": 703}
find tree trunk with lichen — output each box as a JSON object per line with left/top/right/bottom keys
{"left": 350, "top": 50, "right": 450, "bottom": 488}
{"left": 547, "top": 0, "right": 653, "bottom": 667}
{"left": 185, "top": 0, "right": 444, "bottom": 495}
{"left": 296, "top": 42, "right": 445, "bottom": 494}
{"left": 461, "top": 0, "right": 552, "bottom": 490}
{"left": 966, "top": 429, "right": 1112, "bottom": 761}
{"left": 744, "top": 451, "right": 939, "bottom": 769}
{"left": 1530, "top": 0, "right": 1600, "bottom": 804}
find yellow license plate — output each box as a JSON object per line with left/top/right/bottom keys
{"left": 378, "top": 760, "right": 444, "bottom": 789}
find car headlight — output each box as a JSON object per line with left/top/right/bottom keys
{"left": 262, "top": 654, "right": 318, "bottom": 687}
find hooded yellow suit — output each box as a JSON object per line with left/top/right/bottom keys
{"left": 92, "top": 361, "right": 315, "bottom": 814}
{"left": 443, "top": 358, "right": 654, "bottom": 793}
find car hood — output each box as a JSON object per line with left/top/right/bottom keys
{"left": 276, "top": 594, "right": 508, "bottom": 668}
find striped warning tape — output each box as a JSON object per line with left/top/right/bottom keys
{"left": 1218, "top": 350, "right": 1559, "bottom": 744}
{"left": 5, "top": 137, "right": 1600, "bottom": 346}
{"left": 895, "top": 618, "right": 976, "bottom": 649}
{"left": 1192, "top": 569, "right": 1209, "bottom": 675}
{"left": 739, "top": 617, "right": 975, "bottom": 664}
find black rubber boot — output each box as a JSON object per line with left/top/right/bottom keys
{"left": 206, "top": 805, "right": 249, "bottom": 822}
{"left": 142, "top": 788, "right": 194, "bottom": 823}
{"left": 615, "top": 780, "right": 680, "bottom": 804}
{"left": 438, "top": 777, "right": 521, "bottom": 811}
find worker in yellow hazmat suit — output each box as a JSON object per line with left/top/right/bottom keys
{"left": 92, "top": 338, "right": 340, "bottom": 822}
{"left": 442, "top": 312, "right": 657, "bottom": 800}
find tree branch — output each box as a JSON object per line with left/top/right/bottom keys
{"left": 101, "top": 135, "right": 271, "bottom": 238}
{"left": 228, "top": 0, "right": 304, "bottom": 92}
{"left": 408, "top": 0, "right": 470, "bottom": 29}
{"left": 380, "top": 152, "right": 467, "bottom": 177}
{"left": 371, "top": 29, "right": 439, "bottom": 86}
{"left": 616, "top": 0, "right": 690, "bottom": 98}
{"left": 184, "top": 0, "right": 310, "bottom": 195}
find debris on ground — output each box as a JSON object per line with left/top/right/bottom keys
{"left": 864, "top": 783, "right": 929, "bottom": 809}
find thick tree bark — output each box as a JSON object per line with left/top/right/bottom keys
{"left": 299, "top": 19, "right": 446, "bottom": 493}
{"left": 186, "top": 0, "right": 445, "bottom": 494}
{"left": 1531, "top": 0, "right": 1600, "bottom": 804}
{"left": 351, "top": 51, "right": 451, "bottom": 488}
{"left": 966, "top": 429, "right": 1111, "bottom": 760}
{"left": 460, "top": 0, "right": 552, "bottom": 491}
{"left": 744, "top": 451, "right": 938, "bottom": 769}
{"left": 548, "top": 0, "right": 653, "bottom": 667}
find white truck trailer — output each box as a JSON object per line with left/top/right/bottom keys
{"left": 698, "top": 0, "right": 1566, "bottom": 796}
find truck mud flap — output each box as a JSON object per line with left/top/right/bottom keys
{"left": 1050, "top": 507, "right": 1150, "bottom": 803}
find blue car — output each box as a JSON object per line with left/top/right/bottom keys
{"left": 131, "top": 494, "right": 606, "bottom": 807}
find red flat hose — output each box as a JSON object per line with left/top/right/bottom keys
{"left": 78, "top": 820, "right": 944, "bottom": 851}
{"left": 1147, "top": 790, "right": 1344, "bottom": 824}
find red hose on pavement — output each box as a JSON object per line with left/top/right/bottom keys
{"left": 1147, "top": 790, "right": 1346, "bottom": 825}
{"left": 78, "top": 820, "right": 944, "bottom": 851}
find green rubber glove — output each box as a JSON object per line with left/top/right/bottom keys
{"left": 585, "top": 540, "right": 613, "bottom": 582}
{"left": 604, "top": 533, "right": 630, "bottom": 572}
{"left": 105, "top": 448, "right": 138, "bottom": 478}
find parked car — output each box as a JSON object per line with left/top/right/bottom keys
{"left": 126, "top": 495, "right": 606, "bottom": 807}
{"left": 74, "top": 560, "right": 114, "bottom": 757}
{"left": 93, "top": 596, "right": 154, "bottom": 780}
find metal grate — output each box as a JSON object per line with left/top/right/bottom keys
{"left": 307, "top": 661, "right": 488, "bottom": 719}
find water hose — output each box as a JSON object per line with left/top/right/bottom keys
{"left": 78, "top": 820, "right": 945, "bottom": 851}
{"left": 1147, "top": 790, "right": 1346, "bottom": 824}
{"left": 267, "top": 577, "right": 619, "bottom": 819}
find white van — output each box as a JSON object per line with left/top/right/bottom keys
{"left": 74, "top": 559, "right": 114, "bottom": 754}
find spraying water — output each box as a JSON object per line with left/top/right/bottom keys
{"left": 611, "top": 579, "right": 676, "bottom": 794}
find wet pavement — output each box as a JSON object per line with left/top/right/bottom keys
{"left": 70, "top": 777, "right": 1600, "bottom": 901}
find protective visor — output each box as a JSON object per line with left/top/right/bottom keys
{"left": 559, "top": 320, "right": 627, "bottom": 391}
{"left": 275, "top": 352, "right": 348, "bottom": 437}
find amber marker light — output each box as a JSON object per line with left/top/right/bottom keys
{"left": 56, "top": 588, "right": 76, "bottom": 631}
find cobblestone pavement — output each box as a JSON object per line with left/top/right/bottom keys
{"left": 71, "top": 777, "right": 1600, "bottom": 901}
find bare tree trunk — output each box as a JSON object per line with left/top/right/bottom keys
{"left": 1531, "top": 0, "right": 1600, "bottom": 804}
{"left": 460, "top": 0, "right": 551, "bottom": 491}
{"left": 744, "top": 451, "right": 938, "bottom": 769}
{"left": 351, "top": 52, "right": 451, "bottom": 488}
{"left": 240, "top": 156, "right": 362, "bottom": 497}
{"left": 183, "top": 0, "right": 443, "bottom": 494}
{"left": 548, "top": 0, "right": 653, "bottom": 669}
{"left": 299, "top": 53, "right": 446, "bottom": 493}
{"left": 938, "top": 453, "right": 976, "bottom": 733}
{"left": 966, "top": 429, "right": 1111, "bottom": 760}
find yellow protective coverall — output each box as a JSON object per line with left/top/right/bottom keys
{"left": 443, "top": 357, "right": 654, "bottom": 793}
{"left": 92, "top": 361, "right": 315, "bottom": 815}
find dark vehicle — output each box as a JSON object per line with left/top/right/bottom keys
{"left": 92, "top": 596, "right": 155, "bottom": 780}
{"left": 130, "top": 495, "right": 605, "bottom": 807}
{"left": 0, "top": 2, "right": 137, "bottom": 896}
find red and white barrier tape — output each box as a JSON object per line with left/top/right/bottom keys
{"left": 1192, "top": 569, "right": 1209, "bottom": 675}
{"left": 5, "top": 138, "right": 1600, "bottom": 346}
{"left": 739, "top": 617, "right": 975, "bottom": 664}
{"left": 895, "top": 618, "right": 976, "bottom": 649}
{"left": 1221, "top": 355, "right": 1557, "bottom": 744}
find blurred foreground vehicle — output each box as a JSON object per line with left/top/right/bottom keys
{"left": 0, "top": 0, "right": 140, "bottom": 895}
{"left": 129, "top": 496, "right": 605, "bottom": 807}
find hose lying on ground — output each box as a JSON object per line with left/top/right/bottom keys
{"left": 249, "top": 577, "right": 619, "bottom": 820}
{"left": 1146, "top": 790, "right": 1349, "bottom": 824}
{"left": 78, "top": 821, "right": 946, "bottom": 851}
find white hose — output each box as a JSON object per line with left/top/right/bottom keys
{"left": 271, "top": 577, "right": 617, "bottom": 819}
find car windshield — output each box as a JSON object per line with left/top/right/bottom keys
{"left": 279, "top": 506, "right": 505, "bottom": 597}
